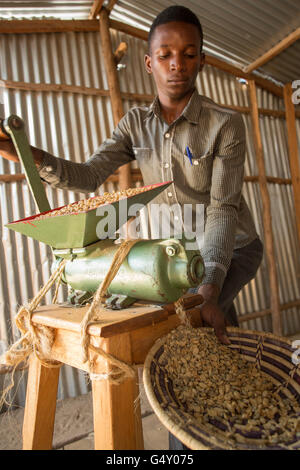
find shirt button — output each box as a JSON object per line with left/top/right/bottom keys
{"left": 174, "top": 216, "right": 179, "bottom": 221}
{"left": 167, "top": 192, "right": 172, "bottom": 197}
{"left": 45, "top": 166, "right": 53, "bottom": 172}
{"left": 164, "top": 163, "right": 170, "bottom": 168}
{"left": 165, "top": 133, "right": 170, "bottom": 138}
{"left": 193, "top": 160, "right": 199, "bottom": 166}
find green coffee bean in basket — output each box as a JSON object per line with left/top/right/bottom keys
{"left": 143, "top": 325, "right": 300, "bottom": 450}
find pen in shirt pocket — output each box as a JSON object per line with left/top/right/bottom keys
{"left": 185, "top": 146, "right": 193, "bottom": 165}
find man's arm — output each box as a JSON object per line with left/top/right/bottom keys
{"left": 0, "top": 114, "right": 135, "bottom": 193}
{"left": 201, "top": 112, "right": 246, "bottom": 288}
{"left": 198, "top": 112, "right": 246, "bottom": 343}
{"left": 0, "top": 140, "right": 44, "bottom": 165}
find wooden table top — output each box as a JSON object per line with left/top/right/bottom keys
{"left": 31, "top": 294, "right": 203, "bottom": 338}
{"left": 32, "top": 303, "right": 168, "bottom": 338}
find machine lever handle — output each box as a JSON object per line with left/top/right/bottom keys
{"left": 3, "top": 115, "right": 51, "bottom": 214}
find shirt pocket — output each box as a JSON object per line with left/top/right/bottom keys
{"left": 132, "top": 147, "right": 154, "bottom": 182}
{"left": 183, "top": 151, "right": 213, "bottom": 191}
{"left": 133, "top": 147, "right": 152, "bottom": 159}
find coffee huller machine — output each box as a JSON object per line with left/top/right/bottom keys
{"left": 1, "top": 115, "right": 205, "bottom": 311}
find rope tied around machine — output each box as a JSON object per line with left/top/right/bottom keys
{"left": 0, "top": 238, "right": 195, "bottom": 402}
{"left": 80, "top": 238, "right": 141, "bottom": 385}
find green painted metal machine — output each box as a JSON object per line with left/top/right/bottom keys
{"left": 2, "top": 115, "right": 205, "bottom": 309}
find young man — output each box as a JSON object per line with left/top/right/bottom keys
{"left": 0, "top": 3, "right": 262, "bottom": 425}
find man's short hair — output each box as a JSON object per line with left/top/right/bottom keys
{"left": 148, "top": 5, "right": 203, "bottom": 54}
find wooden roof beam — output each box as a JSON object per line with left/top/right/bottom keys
{"left": 203, "top": 55, "right": 282, "bottom": 98}
{"left": 0, "top": 19, "right": 99, "bottom": 33}
{"left": 244, "top": 27, "right": 300, "bottom": 73}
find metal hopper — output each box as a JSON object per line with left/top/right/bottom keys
{"left": 6, "top": 181, "right": 172, "bottom": 249}
{"left": 2, "top": 114, "right": 172, "bottom": 249}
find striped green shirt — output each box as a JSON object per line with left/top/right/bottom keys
{"left": 38, "top": 89, "right": 258, "bottom": 289}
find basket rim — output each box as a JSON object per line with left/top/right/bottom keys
{"left": 142, "top": 326, "right": 298, "bottom": 450}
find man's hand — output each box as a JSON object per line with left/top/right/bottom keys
{"left": 0, "top": 140, "right": 19, "bottom": 162}
{"left": 197, "top": 283, "right": 230, "bottom": 345}
{"left": 200, "top": 300, "right": 230, "bottom": 345}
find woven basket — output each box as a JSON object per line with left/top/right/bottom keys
{"left": 143, "top": 327, "right": 300, "bottom": 450}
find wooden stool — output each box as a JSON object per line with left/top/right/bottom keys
{"left": 22, "top": 295, "right": 203, "bottom": 450}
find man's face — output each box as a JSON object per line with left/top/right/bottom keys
{"left": 145, "top": 21, "right": 204, "bottom": 101}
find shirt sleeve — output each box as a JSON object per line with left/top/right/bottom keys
{"left": 37, "top": 114, "right": 135, "bottom": 193}
{"left": 200, "top": 112, "right": 246, "bottom": 290}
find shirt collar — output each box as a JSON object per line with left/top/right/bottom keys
{"left": 145, "top": 96, "right": 160, "bottom": 119}
{"left": 145, "top": 88, "right": 202, "bottom": 124}
{"left": 182, "top": 89, "right": 202, "bottom": 124}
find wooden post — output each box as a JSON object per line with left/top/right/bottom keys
{"left": 22, "top": 355, "right": 61, "bottom": 449}
{"left": 99, "top": 8, "right": 132, "bottom": 190}
{"left": 283, "top": 83, "right": 300, "bottom": 247}
{"left": 92, "top": 333, "right": 143, "bottom": 450}
{"left": 248, "top": 80, "right": 282, "bottom": 336}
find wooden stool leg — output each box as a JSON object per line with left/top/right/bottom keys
{"left": 23, "top": 355, "right": 61, "bottom": 450}
{"left": 92, "top": 334, "right": 144, "bottom": 450}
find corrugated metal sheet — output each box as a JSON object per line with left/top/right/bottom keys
{"left": 0, "top": 28, "right": 299, "bottom": 408}
{"left": 0, "top": 1, "right": 299, "bottom": 84}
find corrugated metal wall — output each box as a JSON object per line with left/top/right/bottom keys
{"left": 0, "top": 28, "right": 299, "bottom": 407}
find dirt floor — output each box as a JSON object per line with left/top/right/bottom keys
{"left": 0, "top": 368, "right": 169, "bottom": 450}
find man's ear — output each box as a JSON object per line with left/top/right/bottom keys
{"left": 144, "top": 54, "right": 152, "bottom": 74}
{"left": 199, "top": 52, "right": 205, "bottom": 73}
